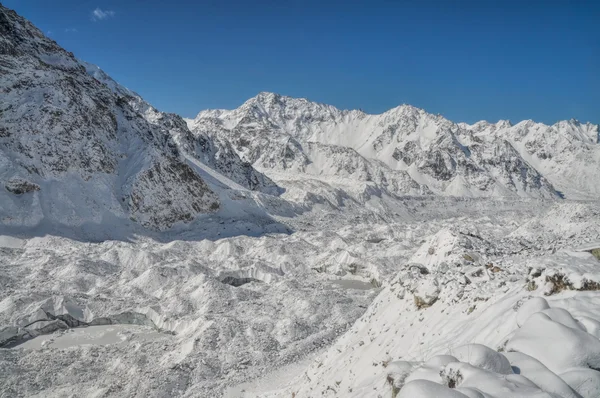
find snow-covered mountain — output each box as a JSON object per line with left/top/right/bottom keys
{"left": 0, "top": 5, "right": 275, "bottom": 234}
{"left": 461, "top": 119, "right": 600, "bottom": 199}
{"left": 189, "top": 92, "right": 599, "bottom": 199}
{"left": 3, "top": 5, "right": 600, "bottom": 398}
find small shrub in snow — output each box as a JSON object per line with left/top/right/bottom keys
{"left": 544, "top": 272, "right": 600, "bottom": 296}
{"left": 526, "top": 281, "right": 537, "bottom": 291}
{"left": 544, "top": 273, "right": 570, "bottom": 295}
{"left": 387, "top": 374, "right": 401, "bottom": 397}
{"left": 441, "top": 367, "right": 463, "bottom": 388}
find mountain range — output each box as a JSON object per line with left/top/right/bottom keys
{"left": 187, "top": 92, "right": 599, "bottom": 201}
{"left": 1, "top": 2, "right": 599, "bottom": 236}
{"left": 0, "top": 5, "right": 275, "bottom": 234}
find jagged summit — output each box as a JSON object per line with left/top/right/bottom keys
{"left": 197, "top": 92, "right": 595, "bottom": 132}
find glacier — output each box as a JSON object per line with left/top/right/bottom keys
{"left": 1, "top": 4, "right": 600, "bottom": 398}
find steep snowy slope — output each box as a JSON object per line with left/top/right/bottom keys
{"left": 83, "top": 62, "right": 279, "bottom": 195}
{"left": 189, "top": 92, "right": 597, "bottom": 199}
{"left": 0, "top": 5, "right": 276, "bottom": 235}
{"left": 0, "top": 5, "right": 221, "bottom": 232}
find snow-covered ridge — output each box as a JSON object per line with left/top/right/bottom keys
{"left": 190, "top": 92, "right": 599, "bottom": 199}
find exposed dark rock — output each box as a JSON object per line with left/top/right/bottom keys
{"left": 5, "top": 178, "right": 40, "bottom": 194}
{"left": 221, "top": 276, "right": 262, "bottom": 287}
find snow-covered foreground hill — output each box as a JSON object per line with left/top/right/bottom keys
{"left": 257, "top": 203, "right": 600, "bottom": 398}
{"left": 2, "top": 4, "right": 600, "bottom": 398}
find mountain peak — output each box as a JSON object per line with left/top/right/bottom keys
{"left": 248, "top": 91, "right": 325, "bottom": 109}
{"left": 244, "top": 91, "right": 281, "bottom": 108}
{"left": 255, "top": 91, "right": 281, "bottom": 101}
{"left": 496, "top": 119, "right": 512, "bottom": 128}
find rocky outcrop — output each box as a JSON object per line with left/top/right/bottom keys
{"left": 5, "top": 178, "right": 40, "bottom": 194}
{"left": 126, "top": 160, "right": 219, "bottom": 229}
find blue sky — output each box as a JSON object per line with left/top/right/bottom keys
{"left": 4, "top": 0, "right": 599, "bottom": 124}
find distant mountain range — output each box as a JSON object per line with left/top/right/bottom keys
{"left": 187, "top": 92, "right": 599, "bottom": 200}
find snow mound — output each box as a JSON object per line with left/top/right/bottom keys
{"left": 393, "top": 297, "right": 600, "bottom": 397}
{"left": 505, "top": 352, "right": 581, "bottom": 398}
{"left": 398, "top": 379, "right": 470, "bottom": 398}
{"left": 507, "top": 311, "right": 600, "bottom": 374}
{"left": 560, "top": 369, "right": 600, "bottom": 398}
{"left": 451, "top": 344, "right": 513, "bottom": 374}
{"left": 516, "top": 297, "right": 550, "bottom": 327}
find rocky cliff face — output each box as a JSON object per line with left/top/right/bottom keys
{"left": 189, "top": 92, "right": 587, "bottom": 199}
{"left": 0, "top": 5, "right": 222, "bottom": 231}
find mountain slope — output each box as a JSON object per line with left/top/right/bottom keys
{"left": 0, "top": 6, "right": 221, "bottom": 232}
{"left": 83, "top": 62, "right": 280, "bottom": 195}
{"left": 189, "top": 92, "right": 597, "bottom": 199}
{"left": 461, "top": 119, "right": 600, "bottom": 199}
{"left": 0, "top": 5, "right": 276, "bottom": 234}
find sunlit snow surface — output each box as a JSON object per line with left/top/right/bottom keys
{"left": 253, "top": 198, "right": 600, "bottom": 398}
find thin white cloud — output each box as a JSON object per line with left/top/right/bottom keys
{"left": 46, "top": 30, "right": 53, "bottom": 35}
{"left": 65, "top": 28, "right": 78, "bottom": 33}
{"left": 91, "top": 8, "right": 115, "bottom": 21}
